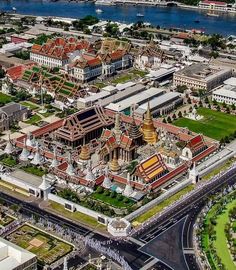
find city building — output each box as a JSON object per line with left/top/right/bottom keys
{"left": 199, "top": 0, "right": 236, "bottom": 12}
{"left": 212, "top": 77, "right": 236, "bottom": 105}
{"left": 68, "top": 50, "right": 131, "bottom": 82}
{"left": 135, "top": 41, "right": 165, "bottom": 70}
{"left": 134, "top": 92, "right": 183, "bottom": 118}
{"left": 105, "top": 87, "right": 165, "bottom": 114}
{"left": 0, "top": 102, "right": 29, "bottom": 132}
{"left": 173, "top": 64, "right": 232, "bottom": 91}
{"left": 0, "top": 237, "right": 37, "bottom": 270}
{"left": 30, "top": 37, "right": 90, "bottom": 67}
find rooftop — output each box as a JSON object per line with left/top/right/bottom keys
{"left": 0, "top": 237, "right": 36, "bottom": 270}
{"left": 213, "top": 86, "right": 236, "bottom": 99}
{"left": 175, "top": 64, "right": 231, "bottom": 81}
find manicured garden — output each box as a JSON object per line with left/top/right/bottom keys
{"left": 90, "top": 187, "right": 135, "bottom": 208}
{"left": 6, "top": 224, "right": 73, "bottom": 265}
{"left": 25, "top": 114, "right": 42, "bottom": 124}
{"left": 133, "top": 185, "right": 194, "bottom": 225}
{"left": 173, "top": 108, "right": 236, "bottom": 141}
{"left": 200, "top": 191, "right": 236, "bottom": 270}
{"left": 20, "top": 101, "right": 39, "bottom": 110}
{"left": 0, "top": 214, "right": 15, "bottom": 227}
{"left": 21, "top": 165, "right": 47, "bottom": 177}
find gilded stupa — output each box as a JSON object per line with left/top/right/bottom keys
{"left": 109, "top": 148, "right": 120, "bottom": 173}
{"left": 140, "top": 102, "right": 158, "bottom": 144}
{"left": 79, "top": 144, "right": 90, "bottom": 161}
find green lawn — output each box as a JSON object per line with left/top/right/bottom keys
{"left": 39, "top": 111, "right": 54, "bottom": 118}
{"left": 173, "top": 108, "right": 236, "bottom": 141}
{"left": 112, "top": 73, "right": 138, "bottom": 84}
{"left": 202, "top": 158, "right": 235, "bottom": 181}
{"left": 0, "top": 156, "right": 17, "bottom": 167}
{"left": 90, "top": 192, "right": 134, "bottom": 208}
{"left": 6, "top": 224, "right": 73, "bottom": 265}
{"left": 129, "top": 69, "right": 148, "bottom": 77}
{"left": 0, "top": 93, "right": 13, "bottom": 106}
{"left": 214, "top": 199, "right": 236, "bottom": 270}
{"left": 133, "top": 185, "right": 194, "bottom": 225}
{"left": 49, "top": 201, "right": 105, "bottom": 231}
{"left": 21, "top": 166, "right": 46, "bottom": 177}
{"left": 94, "top": 82, "right": 107, "bottom": 88}
{"left": 20, "top": 101, "right": 39, "bottom": 110}
{"left": 201, "top": 193, "right": 236, "bottom": 270}
{"left": 25, "top": 114, "right": 42, "bottom": 124}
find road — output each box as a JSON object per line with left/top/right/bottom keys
{"left": 132, "top": 166, "right": 236, "bottom": 270}
{"left": 0, "top": 166, "right": 236, "bottom": 270}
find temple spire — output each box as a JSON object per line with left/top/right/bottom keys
{"left": 85, "top": 160, "right": 95, "bottom": 181}
{"left": 50, "top": 147, "right": 59, "bottom": 168}
{"left": 31, "top": 142, "right": 43, "bottom": 165}
{"left": 19, "top": 138, "right": 29, "bottom": 161}
{"left": 4, "top": 133, "right": 13, "bottom": 154}
{"left": 113, "top": 113, "right": 122, "bottom": 140}
{"left": 66, "top": 152, "right": 75, "bottom": 176}
{"left": 140, "top": 101, "right": 158, "bottom": 144}
{"left": 79, "top": 144, "right": 90, "bottom": 161}
{"left": 123, "top": 173, "right": 134, "bottom": 197}
{"left": 102, "top": 166, "right": 112, "bottom": 188}
{"left": 109, "top": 148, "right": 120, "bottom": 173}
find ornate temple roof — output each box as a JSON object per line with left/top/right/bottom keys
{"left": 135, "top": 153, "right": 168, "bottom": 182}
{"left": 55, "top": 106, "right": 113, "bottom": 142}
{"left": 185, "top": 134, "right": 206, "bottom": 153}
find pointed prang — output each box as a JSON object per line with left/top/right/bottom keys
{"left": 102, "top": 166, "right": 112, "bottom": 188}
{"left": 19, "top": 138, "right": 29, "bottom": 161}
{"left": 85, "top": 160, "right": 95, "bottom": 181}
{"left": 123, "top": 173, "right": 133, "bottom": 197}
{"left": 4, "top": 133, "right": 13, "bottom": 154}
{"left": 50, "top": 147, "right": 58, "bottom": 168}
{"left": 66, "top": 152, "right": 75, "bottom": 176}
{"left": 26, "top": 132, "right": 33, "bottom": 147}
{"left": 146, "top": 101, "right": 152, "bottom": 120}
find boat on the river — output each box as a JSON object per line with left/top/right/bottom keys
{"left": 95, "top": 0, "right": 115, "bottom": 5}
{"left": 96, "top": 8, "right": 103, "bottom": 13}
{"left": 136, "top": 13, "right": 144, "bottom": 17}
{"left": 207, "top": 12, "right": 219, "bottom": 17}
{"left": 194, "top": 19, "right": 200, "bottom": 23}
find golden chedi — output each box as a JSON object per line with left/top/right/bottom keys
{"left": 140, "top": 102, "right": 158, "bottom": 144}
{"left": 109, "top": 148, "right": 120, "bottom": 173}
{"left": 79, "top": 144, "right": 90, "bottom": 161}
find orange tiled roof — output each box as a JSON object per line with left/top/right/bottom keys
{"left": 31, "top": 37, "right": 90, "bottom": 60}
{"left": 7, "top": 65, "right": 26, "bottom": 81}
{"left": 136, "top": 153, "right": 168, "bottom": 182}
{"left": 186, "top": 134, "right": 206, "bottom": 153}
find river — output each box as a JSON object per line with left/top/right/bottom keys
{"left": 0, "top": 0, "right": 236, "bottom": 35}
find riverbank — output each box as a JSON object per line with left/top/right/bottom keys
{"left": 1, "top": 0, "right": 236, "bottom": 35}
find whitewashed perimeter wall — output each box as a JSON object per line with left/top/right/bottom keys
{"left": 48, "top": 193, "right": 110, "bottom": 222}
{"left": 0, "top": 174, "right": 39, "bottom": 193}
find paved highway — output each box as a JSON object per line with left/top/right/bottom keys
{"left": 0, "top": 166, "right": 235, "bottom": 270}
{"left": 132, "top": 166, "right": 236, "bottom": 270}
